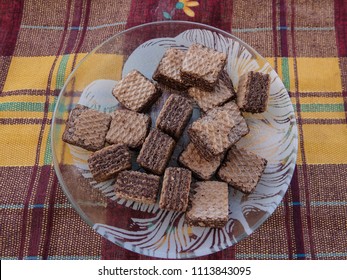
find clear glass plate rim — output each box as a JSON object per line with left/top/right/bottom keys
{"left": 51, "top": 20, "right": 299, "bottom": 257}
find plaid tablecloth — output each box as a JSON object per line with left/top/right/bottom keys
{"left": 1, "top": 0, "right": 346, "bottom": 260}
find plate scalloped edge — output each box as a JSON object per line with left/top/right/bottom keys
{"left": 65, "top": 28, "right": 297, "bottom": 259}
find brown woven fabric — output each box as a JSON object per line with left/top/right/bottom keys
{"left": 1, "top": 0, "right": 347, "bottom": 260}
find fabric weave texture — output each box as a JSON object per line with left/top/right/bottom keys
{"left": 1, "top": 0, "right": 346, "bottom": 260}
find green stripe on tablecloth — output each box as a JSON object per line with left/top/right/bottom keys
{"left": 292, "top": 103, "right": 345, "bottom": 112}
{"left": 281, "top": 57, "right": 290, "bottom": 90}
{"left": 56, "top": 54, "right": 70, "bottom": 89}
{"left": 47, "top": 255, "right": 101, "bottom": 260}
{"left": 0, "top": 102, "right": 56, "bottom": 112}
{"left": 44, "top": 97, "right": 57, "bottom": 165}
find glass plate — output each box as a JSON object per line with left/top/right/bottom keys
{"left": 51, "top": 21, "right": 298, "bottom": 259}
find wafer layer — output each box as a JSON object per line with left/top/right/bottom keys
{"left": 137, "top": 129, "right": 176, "bottom": 175}
{"left": 217, "top": 146, "right": 267, "bottom": 194}
{"left": 188, "top": 72, "right": 235, "bottom": 113}
{"left": 156, "top": 94, "right": 193, "bottom": 139}
{"left": 159, "top": 167, "right": 191, "bottom": 212}
{"left": 113, "top": 70, "right": 161, "bottom": 112}
{"left": 237, "top": 71, "right": 270, "bottom": 113}
{"left": 106, "top": 109, "right": 151, "bottom": 149}
{"left": 153, "top": 48, "right": 187, "bottom": 90}
{"left": 88, "top": 144, "right": 131, "bottom": 182}
{"left": 62, "top": 105, "right": 111, "bottom": 151}
{"left": 114, "top": 170, "right": 161, "bottom": 204}
{"left": 178, "top": 142, "right": 222, "bottom": 180}
{"left": 188, "top": 108, "right": 235, "bottom": 160}
{"left": 181, "top": 44, "right": 227, "bottom": 91}
{"left": 185, "top": 181, "right": 229, "bottom": 228}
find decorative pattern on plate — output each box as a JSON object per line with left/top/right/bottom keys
{"left": 64, "top": 29, "right": 297, "bottom": 258}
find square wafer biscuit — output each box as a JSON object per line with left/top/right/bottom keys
{"left": 188, "top": 71, "right": 236, "bottom": 113}
{"left": 137, "top": 129, "right": 176, "bottom": 175}
{"left": 153, "top": 48, "right": 188, "bottom": 91}
{"left": 178, "top": 142, "right": 223, "bottom": 180}
{"left": 114, "top": 170, "right": 161, "bottom": 205}
{"left": 218, "top": 102, "right": 249, "bottom": 145}
{"left": 113, "top": 70, "right": 161, "bottom": 112}
{"left": 181, "top": 44, "right": 227, "bottom": 91}
{"left": 228, "top": 118, "right": 249, "bottom": 145}
{"left": 217, "top": 146, "right": 267, "bottom": 194}
{"left": 156, "top": 94, "right": 193, "bottom": 139}
{"left": 88, "top": 144, "right": 131, "bottom": 182}
{"left": 106, "top": 109, "right": 151, "bottom": 149}
{"left": 159, "top": 167, "right": 192, "bottom": 212}
{"left": 185, "top": 181, "right": 229, "bottom": 228}
{"left": 236, "top": 71, "right": 270, "bottom": 113}
{"left": 62, "top": 104, "right": 111, "bottom": 151}
{"left": 188, "top": 107, "right": 235, "bottom": 160}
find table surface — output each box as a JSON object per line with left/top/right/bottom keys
{"left": 1, "top": 0, "right": 346, "bottom": 260}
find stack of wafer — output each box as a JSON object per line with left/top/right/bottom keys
{"left": 61, "top": 42, "right": 271, "bottom": 229}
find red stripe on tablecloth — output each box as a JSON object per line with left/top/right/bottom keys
{"left": 0, "top": 118, "right": 52, "bottom": 125}
{"left": 289, "top": 168, "right": 305, "bottom": 259}
{"left": 1, "top": 89, "right": 61, "bottom": 97}
{"left": 272, "top": 0, "right": 278, "bottom": 70}
{"left": 64, "top": 0, "right": 83, "bottom": 54}
{"left": 279, "top": 0, "right": 288, "bottom": 57}
{"left": 42, "top": 170, "right": 59, "bottom": 259}
{"left": 279, "top": 0, "right": 305, "bottom": 259}
{"left": 126, "top": 0, "right": 157, "bottom": 28}
{"left": 70, "top": 0, "right": 91, "bottom": 69}
{"left": 18, "top": 0, "right": 73, "bottom": 260}
{"left": 290, "top": 0, "right": 315, "bottom": 260}
{"left": 126, "top": 0, "right": 233, "bottom": 32}
{"left": 342, "top": 91, "right": 347, "bottom": 122}
{"left": 0, "top": 0, "right": 23, "bottom": 56}
{"left": 283, "top": 192, "right": 293, "bottom": 259}
{"left": 334, "top": 0, "right": 347, "bottom": 57}
{"left": 26, "top": 166, "right": 53, "bottom": 257}
{"left": 0, "top": 0, "right": 24, "bottom": 93}
{"left": 276, "top": 1, "right": 290, "bottom": 257}
{"left": 334, "top": 1, "right": 347, "bottom": 122}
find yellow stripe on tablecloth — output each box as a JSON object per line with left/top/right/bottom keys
{"left": 0, "top": 124, "right": 41, "bottom": 166}
{"left": 296, "top": 58, "right": 342, "bottom": 93}
{"left": 3, "top": 56, "right": 339, "bottom": 93}
{"left": 299, "top": 96, "right": 344, "bottom": 104}
{"left": 72, "top": 53, "right": 123, "bottom": 91}
{"left": 302, "top": 124, "right": 347, "bottom": 164}
{"left": 266, "top": 58, "right": 342, "bottom": 93}
{"left": 2, "top": 54, "right": 123, "bottom": 92}
{"left": 1, "top": 111, "right": 54, "bottom": 120}
{"left": 0, "top": 95, "right": 54, "bottom": 103}
{"left": 3, "top": 56, "right": 56, "bottom": 92}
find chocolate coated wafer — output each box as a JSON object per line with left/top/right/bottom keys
{"left": 88, "top": 144, "right": 131, "bottom": 182}
{"left": 185, "top": 181, "right": 229, "bottom": 228}
{"left": 114, "top": 170, "right": 161, "bottom": 204}
{"left": 156, "top": 94, "right": 193, "bottom": 139}
{"left": 113, "top": 70, "right": 161, "bottom": 112}
{"left": 106, "top": 109, "right": 151, "bottom": 149}
{"left": 153, "top": 48, "right": 187, "bottom": 91}
{"left": 181, "top": 44, "right": 227, "bottom": 91}
{"left": 159, "top": 167, "right": 192, "bottom": 212}
{"left": 178, "top": 142, "right": 223, "bottom": 180}
{"left": 137, "top": 129, "right": 176, "bottom": 175}
{"left": 62, "top": 104, "right": 111, "bottom": 151}
{"left": 217, "top": 146, "right": 267, "bottom": 194}
{"left": 236, "top": 71, "right": 270, "bottom": 113}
